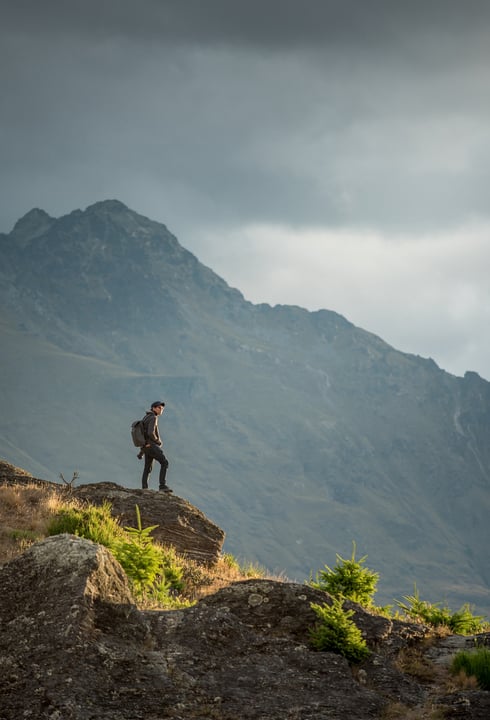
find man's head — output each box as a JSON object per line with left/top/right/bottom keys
{"left": 151, "top": 400, "right": 165, "bottom": 415}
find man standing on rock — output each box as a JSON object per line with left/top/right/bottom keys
{"left": 140, "top": 401, "right": 172, "bottom": 493}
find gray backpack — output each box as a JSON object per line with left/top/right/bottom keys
{"left": 130, "top": 415, "right": 148, "bottom": 447}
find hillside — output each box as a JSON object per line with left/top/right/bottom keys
{"left": 0, "top": 200, "right": 489, "bottom": 613}
{"left": 1, "top": 461, "right": 490, "bottom": 720}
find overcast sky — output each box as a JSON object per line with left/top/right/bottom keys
{"left": 2, "top": 0, "right": 490, "bottom": 379}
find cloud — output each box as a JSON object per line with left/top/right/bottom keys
{"left": 2, "top": 1, "right": 490, "bottom": 233}
{"left": 5, "top": 1, "right": 490, "bottom": 51}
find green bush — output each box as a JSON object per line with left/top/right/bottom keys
{"left": 449, "top": 604, "right": 488, "bottom": 635}
{"left": 451, "top": 648, "right": 490, "bottom": 690}
{"left": 47, "top": 500, "right": 124, "bottom": 549}
{"left": 48, "top": 501, "right": 185, "bottom": 604}
{"left": 309, "top": 597, "right": 370, "bottom": 663}
{"left": 144, "top": 576, "right": 193, "bottom": 609}
{"left": 310, "top": 542, "right": 379, "bottom": 607}
{"left": 396, "top": 585, "right": 487, "bottom": 635}
{"left": 113, "top": 505, "right": 169, "bottom": 597}
{"left": 159, "top": 544, "right": 184, "bottom": 592}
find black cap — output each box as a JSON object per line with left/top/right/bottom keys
{"left": 151, "top": 400, "right": 165, "bottom": 408}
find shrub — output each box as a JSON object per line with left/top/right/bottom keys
{"left": 114, "top": 505, "right": 185, "bottom": 599}
{"left": 46, "top": 500, "right": 124, "bottom": 549}
{"left": 48, "top": 501, "right": 184, "bottom": 603}
{"left": 451, "top": 648, "right": 490, "bottom": 690}
{"left": 239, "top": 560, "right": 267, "bottom": 578}
{"left": 309, "top": 597, "right": 370, "bottom": 663}
{"left": 114, "top": 505, "right": 166, "bottom": 596}
{"left": 396, "top": 585, "right": 487, "bottom": 635}
{"left": 449, "top": 604, "right": 488, "bottom": 635}
{"left": 10, "top": 528, "right": 39, "bottom": 542}
{"left": 159, "top": 544, "right": 185, "bottom": 592}
{"left": 310, "top": 542, "right": 379, "bottom": 607}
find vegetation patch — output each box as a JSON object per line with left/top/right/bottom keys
{"left": 309, "top": 596, "right": 370, "bottom": 662}
{"left": 450, "top": 647, "right": 490, "bottom": 690}
{"left": 395, "top": 645, "right": 439, "bottom": 683}
{"left": 396, "top": 585, "right": 487, "bottom": 635}
{"left": 0, "top": 484, "right": 272, "bottom": 609}
{"left": 47, "top": 499, "right": 125, "bottom": 549}
{"left": 310, "top": 541, "right": 379, "bottom": 607}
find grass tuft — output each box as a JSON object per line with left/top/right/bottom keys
{"left": 450, "top": 648, "right": 490, "bottom": 690}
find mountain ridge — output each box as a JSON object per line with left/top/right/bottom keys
{"left": 1, "top": 199, "right": 489, "bottom": 613}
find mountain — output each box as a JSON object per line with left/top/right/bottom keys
{"left": 1, "top": 199, "right": 489, "bottom": 613}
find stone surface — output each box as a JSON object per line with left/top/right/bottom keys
{"left": 2, "top": 532, "right": 490, "bottom": 720}
{"left": 73, "top": 481, "right": 225, "bottom": 566}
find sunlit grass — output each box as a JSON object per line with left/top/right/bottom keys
{"left": 0, "top": 484, "right": 277, "bottom": 607}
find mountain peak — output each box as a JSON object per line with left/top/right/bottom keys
{"left": 11, "top": 208, "right": 54, "bottom": 244}
{"left": 85, "top": 199, "right": 130, "bottom": 215}
{"left": 77, "top": 199, "right": 173, "bottom": 239}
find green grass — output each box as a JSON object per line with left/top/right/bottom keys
{"left": 47, "top": 500, "right": 186, "bottom": 603}
{"left": 47, "top": 499, "right": 124, "bottom": 549}
{"left": 451, "top": 648, "right": 490, "bottom": 690}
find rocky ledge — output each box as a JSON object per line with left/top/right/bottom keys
{"left": 0, "top": 533, "right": 488, "bottom": 719}
{"left": 0, "top": 461, "right": 489, "bottom": 719}
{"left": 0, "top": 459, "right": 225, "bottom": 566}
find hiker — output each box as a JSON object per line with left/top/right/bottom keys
{"left": 140, "top": 401, "right": 172, "bottom": 493}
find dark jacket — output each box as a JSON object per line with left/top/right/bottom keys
{"left": 142, "top": 411, "right": 162, "bottom": 446}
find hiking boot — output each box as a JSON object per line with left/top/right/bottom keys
{"left": 159, "top": 486, "right": 173, "bottom": 493}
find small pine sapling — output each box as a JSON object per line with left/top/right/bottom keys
{"left": 309, "top": 597, "right": 370, "bottom": 663}
{"left": 311, "top": 542, "right": 379, "bottom": 607}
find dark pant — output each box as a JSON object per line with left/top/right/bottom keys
{"left": 141, "top": 445, "right": 169, "bottom": 489}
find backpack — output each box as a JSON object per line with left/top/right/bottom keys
{"left": 131, "top": 416, "right": 148, "bottom": 447}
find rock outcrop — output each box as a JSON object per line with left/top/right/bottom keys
{"left": 0, "top": 461, "right": 225, "bottom": 566}
{"left": 72, "top": 481, "right": 225, "bottom": 566}
{"left": 1, "top": 532, "right": 490, "bottom": 720}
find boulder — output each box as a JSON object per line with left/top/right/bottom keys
{"left": 2, "top": 533, "right": 490, "bottom": 720}
{"left": 73, "top": 481, "right": 225, "bottom": 566}
{"left": 2, "top": 462, "right": 490, "bottom": 719}
{"left": 0, "top": 535, "right": 384, "bottom": 719}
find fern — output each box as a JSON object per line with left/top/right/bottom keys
{"left": 396, "top": 585, "right": 487, "bottom": 634}
{"left": 115, "top": 505, "right": 164, "bottom": 596}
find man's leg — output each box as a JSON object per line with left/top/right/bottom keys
{"left": 141, "top": 453, "right": 153, "bottom": 489}
{"left": 154, "top": 448, "right": 170, "bottom": 491}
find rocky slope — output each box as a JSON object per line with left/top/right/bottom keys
{"left": 0, "top": 465, "right": 489, "bottom": 720}
{"left": 0, "top": 200, "right": 489, "bottom": 613}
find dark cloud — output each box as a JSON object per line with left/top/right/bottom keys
{"left": 1, "top": 0, "right": 490, "bottom": 232}
{"left": 4, "top": 0, "right": 490, "bottom": 50}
